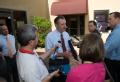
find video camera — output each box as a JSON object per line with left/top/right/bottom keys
{"left": 48, "top": 65, "right": 66, "bottom": 75}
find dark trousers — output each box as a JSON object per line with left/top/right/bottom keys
{"left": 49, "top": 58, "right": 69, "bottom": 82}
{"left": 51, "top": 74, "right": 67, "bottom": 82}
{"left": 105, "top": 58, "right": 120, "bottom": 82}
{"left": 0, "top": 57, "right": 9, "bottom": 82}
{"left": 4, "top": 55, "right": 19, "bottom": 82}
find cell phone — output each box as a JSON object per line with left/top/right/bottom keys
{"left": 58, "top": 66, "right": 65, "bottom": 75}
{"left": 58, "top": 41, "right": 61, "bottom": 43}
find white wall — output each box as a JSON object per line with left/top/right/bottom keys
{"left": 88, "top": 0, "right": 120, "bottom": 42}
{"left": 49, "top": 0, "right": 120, "bottom": 33}
{"left": 88, "top": 0, "right": 120, "bottom": 20}
{"left": 48, "top": 0, "right": 57, "bottom": 30}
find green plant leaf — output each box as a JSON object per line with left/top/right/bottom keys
{"left": 31, "top": 16, "right": 51, "bottom": 47}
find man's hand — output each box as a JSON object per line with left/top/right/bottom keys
{"left": 63, "top": 51, "right": 71, "bottom": 58}
{"left": 42, "top": 69, "right": 59, "bottom": 82}
{"left": 56, "top": 51, "right": 71, "bottom": 58}
{"left": 49, "top": 69, "right": 60, "bottom": 77}
{"left": 40, "top": 43, "right": 61, "bottom": 60}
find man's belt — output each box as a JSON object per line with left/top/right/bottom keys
{"left": 56, "top": 56, "right": 64, "bottom": 59}
{"left": 49, "top": 58, "right": 69, "bottom": 65}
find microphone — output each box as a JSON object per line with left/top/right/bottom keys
{"left": 54, "top": 46, "right": 58, "bottom": 54}
{"left": 73, "top": 35, "right": 80, "bottom": 41}
{"left": 58, "top": 41, "right": 61, "bottom": 43}
{"left": 68, "top": 40, "right": 79, "bottom": 61}
{"left": 54, "top": 41, "right": 61, "bottom": 54}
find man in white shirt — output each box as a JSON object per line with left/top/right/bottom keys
{"left": 45, "top": 16, "right": 71, "bottom": 82}
{"left": 16, "top": 24, "right": 59, "bottom": 82}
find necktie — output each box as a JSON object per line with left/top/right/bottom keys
{"left": 6, "top": 36, "right": 13, "bottom": 57}
{"left": 61, "top": 33, "right": 66, "bottom": 52}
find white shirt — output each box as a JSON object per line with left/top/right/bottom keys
{"left": 45, "top": 30, "right": 71, "bottom": 58}
{"left": 17, "top": 50, "right": 49, "bottom": 82}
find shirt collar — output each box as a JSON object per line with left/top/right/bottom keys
{"left": 19, "top": 48, "right": 34, "bottom": 55}
{"left": 55, "top": 29, "right": 65, "bottom": 35}
{"left": 113, "top": 24, "right": 120, "bottom": 29}
{"left": 0, "top": 34, "right": 9, "bottom": 39}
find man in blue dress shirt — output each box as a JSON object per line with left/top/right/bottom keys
{"left": 104, "top": 12, "right": 120, "bottom": 82}
{"left": 0, "top": 24, "right": 19, "bottom": 82}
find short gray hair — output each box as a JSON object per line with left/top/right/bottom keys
{"left": 16, "top": 24, "right": 37, "bottom": 46}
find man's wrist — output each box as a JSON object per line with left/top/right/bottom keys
{"left": 51, "top": 48, "right": 55, "bottom": 52}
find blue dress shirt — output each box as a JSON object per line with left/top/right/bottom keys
{"left": 0, "top": 34, "right": 16, "bottom": 56}
{"left": 104, "top": 24, "right": 120, "bottom": 60}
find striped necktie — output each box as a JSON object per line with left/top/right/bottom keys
{"left": 61, "top": 33, "right": 66, "bottom": 52}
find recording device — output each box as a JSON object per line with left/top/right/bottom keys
{"left": 54, "top": 41, "right": 61, "bottom": 54}
{"left": 58, "top": 41, "right": 61, "bottom": 43}
{"left": 68, "top": 39, "right": 79, "bottom": 61}
{"left": 73, "top": 35, "right": 81, "bottom": 48}
{"left": 73, "top": 35, "right": 80, "bottom": 41}
{"left": 48, "top": 65, "right": 65, "bottom": 75}
{"left": 54, "top": 46, "right": 59, "bottom": 54}
{"left": 49, "top": 40, "right": 67, "bottom": 75}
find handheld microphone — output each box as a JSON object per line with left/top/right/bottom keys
{"left": 68, "top": 40, "right": 79, "bottom": 61}
{"left": 54, "top": 46, "right": 58, "bottom": 54}
{"left": 58, "top": 41, "right": 61, "bottom": 43}
{"left": 54, "top": 41, "right": 61, "bottom": 54}
{"left": 73, "top": 35, "right": 80, "bottom": 41}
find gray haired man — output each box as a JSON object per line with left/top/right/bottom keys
{"left": 16, "top": 24, "right": 59, "bottom": 82}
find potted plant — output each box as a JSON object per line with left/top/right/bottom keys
{"left": 31, "top": 16, "right": 51, "bottom": 48}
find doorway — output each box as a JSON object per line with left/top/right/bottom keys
{"left": 0, "top": 8, "right": 27, "bottom": 35}
{"left": 0, "top": 13, "right": 14, "bottom": 35}
{"left": 64, "top": 15, "right": 85, "bottom": 36}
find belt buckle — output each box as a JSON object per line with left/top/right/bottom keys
{"left": 56, "top": 56, "right": 64, "bottom": 59}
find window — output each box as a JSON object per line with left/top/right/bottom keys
{"left": 94, "top": 10, "right": 109, "bottom": 32}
